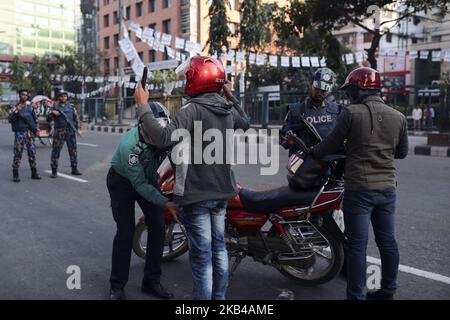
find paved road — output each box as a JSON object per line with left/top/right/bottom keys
{"left": 0, "top": 123, "right": 449, "bottom": 300}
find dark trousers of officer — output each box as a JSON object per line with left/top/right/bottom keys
{"left": 12, "top": 131, "right": 37, "bottom": 170}
{"left": 106, "top": 168, "right": 165, "bottom": 290}
{"left": 51, "top": 128, "right": 77, "bottom": 169}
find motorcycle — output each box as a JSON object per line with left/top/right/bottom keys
{"left": 132, "top": 131, "right": 346, "bottom": 286}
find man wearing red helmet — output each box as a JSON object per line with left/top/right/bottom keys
{"left": 311, "top": 67, "right": 408, "bottom": 300}
{"left": 134, "top": 56, "right": 250, "bottom": 300}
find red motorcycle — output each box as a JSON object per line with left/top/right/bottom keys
{"left": 133, "top": 134, "right": 345, "bottom": 285}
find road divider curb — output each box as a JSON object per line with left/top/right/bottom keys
{"left": 414, "top": 145, "right": 450, "bottom": 157}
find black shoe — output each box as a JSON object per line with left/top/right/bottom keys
{"left": 71, "top": 167, "right": 82, "bottom": 176}
{"left": 366, "top": 290, "right": 394, "bottom": 300}
{"left": 31, "top": 168, "right": 42, "bottom": 180}
{"left": 50, "top": 168, "right": 58, "bottom": 178}
{"left": 109, "top": 288, "right": 126, "bottom": 300}
{"left": 141, "top": 282, "right": 174, "bottom": 300}
{"left": 13, "top": 169, "right": 20, "bottom": 182}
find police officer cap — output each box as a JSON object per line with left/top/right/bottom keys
{"left": 57, "top": 91, "right": 68, "bottom": 97}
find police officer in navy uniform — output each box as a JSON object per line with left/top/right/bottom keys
{"left": 281, "top": 68, "right": 340, "bottom": 154}
{"left": 47, "top": 91, "right": 82, "bottom": 178}
{"left": 8, "top": 89, "right": 42, "bottom": 182}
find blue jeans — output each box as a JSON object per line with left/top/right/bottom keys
{"left": 181, "top": 200, "right": 229, "bottom": 300}
{"left": 343, "top": 187, "right": 399, "bottom": 300}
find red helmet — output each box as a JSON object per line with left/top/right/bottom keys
{"left": 341, "top": 67, "right": 381, "bottom": 90}
{"left": 182, "top": 56, "right": 226, "bottom": 96}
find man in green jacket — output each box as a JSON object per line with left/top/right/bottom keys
{"left": 107, "top": 102, "right": 179, "bottom": 300}
{"left": 312, "top": 67, "right": 408, "bottom": 300}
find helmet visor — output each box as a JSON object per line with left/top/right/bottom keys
{"left": 175, "top": 57, "right": 192, "bottom": 78}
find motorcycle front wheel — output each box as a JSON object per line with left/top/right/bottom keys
{"left": 132, "top": 220, "right": 189, "bottom": 262}
{"left": 278, "top": 224, "right": 344, "bottom": 286}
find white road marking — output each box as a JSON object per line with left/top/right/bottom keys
{"left": 367, "top": 256, "right": 450, "bottom": 285}
{"left": 77, "top": 142, "right": 98, "bottom": 147}
{"left": 44, "top": 170, "right": 88, "bottom": 183}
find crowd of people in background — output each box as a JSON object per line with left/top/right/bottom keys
{"left": 411, "top": 104, "right": 436, "bottom": 132}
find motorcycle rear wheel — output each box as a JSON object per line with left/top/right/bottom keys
{"left": 132, "top": 220, "right": 189, "bottom": 262}
{"left": 278, "top": 224, "right": 344, "bottom": 286}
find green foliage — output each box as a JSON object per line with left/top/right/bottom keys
{"left": 149, "top": 69, "right": 176, "bottom": 94}
{"left": 30, "top": 55, "right": 54, "bottom": 96}
{"left": 11, "top": 56, "right": 31, "bottom": 92}
{"left": 207, "top": 0, "right": 231, "bottom": 55}
{"left": 275, "top": 0, "right": 448, "bottom": 69}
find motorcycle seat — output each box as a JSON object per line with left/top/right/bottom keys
{"left": 239, "top": 185, "right": 321, "bottom": 213}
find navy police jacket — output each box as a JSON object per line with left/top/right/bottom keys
{"left": 8, "top": 103, "right": 38, "bottom": 133}
{"left": 282, "top": 97, "right": 341, "bottom": 154}
{"left": 47, "top": 103, "right": 79, "bottom": 131}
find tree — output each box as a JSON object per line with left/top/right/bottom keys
{"left": 207, "top": 0, "right": 231, "bottom": 55}
{"left": 239, "top": 0, "right": 278, "bottom": 91}
{"left": 10, "top": 56, "right": 31, "bottom": 92}
{"left": 54, "top": 46, "right": 100, "bottom": 94}
{"left": 276, "top": 0, "right": 448, "bottom": 69}
{"left": 30, "top": 55, "right": 55, "bottom": 96}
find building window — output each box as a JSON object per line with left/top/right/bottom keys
{"left": 113, "top": 11, "right": 118, "bottom": 24}
{"left": 114, "top": 34, "right": 119, "bottom": 47}
{"left": 386, "top": 33, "right": 392, "bottom": 43}
{"left": 149, "top": 50, "right": 156, "bottom": 62}
{"left": 52, "top": 31, "right": 63, "bottom": 39}
{"left": 104, "top": 14, "right": 109, "bottom": 27}
{"left": 148, "top": 0, "right": 156, "bottom": 12}
{"left": 126, "top": 6, "right": 131, "bottom": 20}
{"left": 431, "top": 35, "right": 441, "bottom": 42}
{"left": 104, "top": 36, "right": 110, "bottom": 49}
{"left": 148, "top": 23, "right": 156, "bottom": 30}
{"left": 103, "top": 0, "right": 110, "bottom": 5}
{"left": 136, "top": 2, "right": 143, "bottom": 17}
{"left": 363, "top": 32, "right": 374, "bottom": 43}
{"left": 163, "top": 0, "right": 172, "bottom": 9}
{"left": 37, "top": 41, "right": 49, "bottom": 49}
{"left": 163, "top": 19, "right": 171, "bottom": 34}
{"left": 104, "top": 58, "right": 110, "bottom": 73}
{"left": 114, "top": 57, "right": 119, "bottom": 70}
{"left": 412, "top": 37, "right": 418, "bottom": 44}
{"left": 22, "top": 40, "right": 36, "bottom": 48}
{"left": 138, "top": 51, "right": 144, "bottom": 61}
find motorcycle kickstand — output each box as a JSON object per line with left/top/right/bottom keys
{"left": 228, "top": 253, "right": 244, "bottom": 281}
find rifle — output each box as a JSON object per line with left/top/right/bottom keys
{"left": 10, "top": 106, "right": 47, "bottom": 143}
{"left": 53, "top": 105, "right": 81, "bottom": 137}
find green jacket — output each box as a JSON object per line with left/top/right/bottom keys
{"left": 111, "top": 127, "right": 167, "bottom": 207}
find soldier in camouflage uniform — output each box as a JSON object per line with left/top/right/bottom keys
{"left": 8, "top": 89, "right": 42, "bottom": 182}
{"left": 46, "top": 91, "right": 82, "bottom": 178}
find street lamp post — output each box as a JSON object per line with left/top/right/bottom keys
{"left": 117, "top": 0, "right": 124, "bottom": 125}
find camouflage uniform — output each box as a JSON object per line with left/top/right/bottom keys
{"left": 47, "top": 102, "right": 79, "bottom": 170}
{"left": 8, "top": 103, "right": 38, "bottom": 170}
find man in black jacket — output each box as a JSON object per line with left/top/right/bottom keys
{"left": 312, "top": 67, "right": 408, "bottom": 300}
